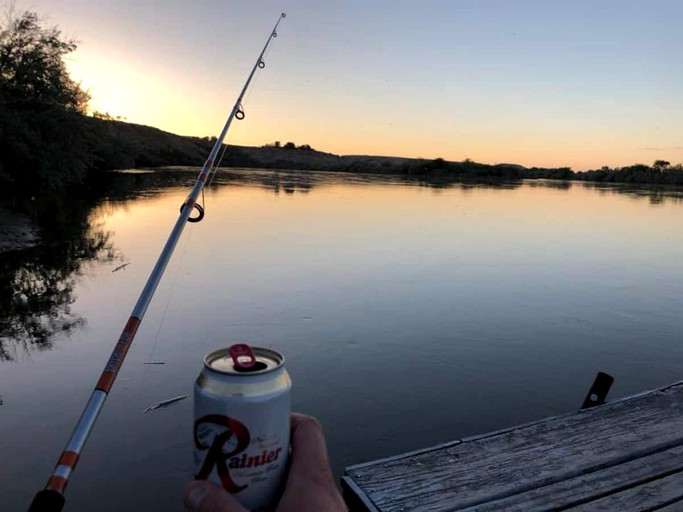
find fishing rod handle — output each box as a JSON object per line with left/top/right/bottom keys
{"left": 28, "top": 490, "right": 65, "bottom": 512}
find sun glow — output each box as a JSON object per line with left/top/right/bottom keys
{"left": 54, "top": 0, "right": 683, "bottom": 171}
{"left": 66, "top": 46, "right": 225, "bottom": 137}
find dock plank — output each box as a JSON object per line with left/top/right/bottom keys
{"left": 653, "top": 499, "right": 683, "bottom": 512}
{"left": 344, "top": 382, "right": 683, "bottom": 512}
{"left": 460, "top": 446, "right": 683, "bottom": 511}
{"left": 570, "top": 471, "right": 683, "bottom": 511}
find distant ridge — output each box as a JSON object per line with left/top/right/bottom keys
{"left": 2, "top": 106, "right": 682, "bottom": 198}
{"left": 494, "top": 163, "right": 527, "bottom": 171}
{"left": 229, "top": 145, "right": 419, "bottom": 172}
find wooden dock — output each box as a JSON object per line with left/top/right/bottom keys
{"left": 341, "top": 381, "right": 683, "bottom": 511}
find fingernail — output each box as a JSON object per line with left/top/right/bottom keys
{"left": 185, "top": 482, "right": 208, "bottom": 511}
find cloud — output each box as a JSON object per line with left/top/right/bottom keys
{"left": 642, "top": 147, "right": 683, "bottom": 151}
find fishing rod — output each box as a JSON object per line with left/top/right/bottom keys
{"left": 29, "top": 12, "right": 287, "bottom": 512}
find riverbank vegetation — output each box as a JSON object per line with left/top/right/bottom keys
{"left": 398, "top": 158, "right": 683, "bottom": 185}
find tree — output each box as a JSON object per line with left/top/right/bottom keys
{"left": 93, "top": 110, "right": 125, "bottom": 121}
{"left": 653, "top": 160, "right": 670, "bottom": 171}
{"left": 0, "top": 7, "right": 89, "bottom": 112}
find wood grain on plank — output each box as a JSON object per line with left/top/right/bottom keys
{"left": 460, "top": 445, "right": 683, "bottom": 511}
{"left": 570, "top": 470, "right": 683, "bottom": 511}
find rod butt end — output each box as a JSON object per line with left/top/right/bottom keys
{"left": 29, "top": 490, "right": 65, "bottom": 512}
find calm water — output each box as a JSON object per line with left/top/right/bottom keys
{"left": 2, "top": 169, "right": 683, "bottom": 511}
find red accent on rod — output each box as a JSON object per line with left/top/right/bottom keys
{"left": 57, "top": 451, "right": 79, "bottom": 468}
{"left": 96, "top": 316, "right": 141, "bottom": 393}
{"left": 46, "top": 476, "right": 68, "bottom": 493}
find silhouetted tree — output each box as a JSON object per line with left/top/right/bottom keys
{"left": 0, "top": 7, "right": 89, "bottom": 112}
{"left": 93, "top": 111, "right": 125, "bottom": 121}
{"left": 653, "top": 160, "right": 671, "bottom": 171}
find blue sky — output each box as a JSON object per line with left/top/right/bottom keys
{"left": 22, "top": 0, "right": 683, "bottom": 169}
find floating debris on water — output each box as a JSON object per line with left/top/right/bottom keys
{"left": 143, "top": 361, "right": 165, "bottom": 365}
{"left": 144, "top": 395, "right": 187, "bottom": 413}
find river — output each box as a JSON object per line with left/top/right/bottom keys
{"left": 2, "top": 168, "right": 683, "bottom": 511}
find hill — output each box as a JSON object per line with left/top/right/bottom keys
{"left": 2, "top": 104, "right": 683, "bottom": 199}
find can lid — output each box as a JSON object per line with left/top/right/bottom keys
{"left": 204, "top": 344, "right": 284, "bottom": 375}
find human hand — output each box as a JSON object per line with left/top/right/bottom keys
{"left": 183, "top": 413, "right": 347, "bottom": 512}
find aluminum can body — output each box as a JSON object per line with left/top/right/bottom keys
{"left": 194, "top": 346, "right": 291, "bottom": 512}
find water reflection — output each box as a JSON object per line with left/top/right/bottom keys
{"left": 2, "top": 169, "right": 683, "bottom": 511}
{"left": 2, "top": 168, "right": 683, "bottom": 362}
{"left": 210, "top": 169, "right": 683, "bottom": 205}
{"left": 107, "top": 168, "right": 683, "bottom": 207}
{"left": 527, "top": 180, "right": 574, "bottom": 190}
{"left": 0, "top": 196, "right": 117, "bottom": 360}
{"left": 206, "top": 167, "right": 525, "bottom": 192}
{"left": 568, "top": 181, "right": 683, "bottom": 206}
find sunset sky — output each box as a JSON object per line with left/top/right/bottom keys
{"left": 23, "top": 0, "right": 683, "bottom": 170}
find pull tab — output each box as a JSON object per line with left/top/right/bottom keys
{"left": 229, "top": 344, "right": 256, "bottom": 369}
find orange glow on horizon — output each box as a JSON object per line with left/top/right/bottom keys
{"left": 66, "top": 51, "right": 681, "bottom": 173}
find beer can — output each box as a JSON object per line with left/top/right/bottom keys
{"left": 194, "top": 343, "right": 291, "bottom": 512}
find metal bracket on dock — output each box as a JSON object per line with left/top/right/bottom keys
{"left": 581, "top": 371, "right": 614, "bottom": 409}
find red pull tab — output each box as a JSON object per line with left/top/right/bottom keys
{"left": 229, "top": 344, "right": 256, "bottom": 369}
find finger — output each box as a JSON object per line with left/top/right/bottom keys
{"left": 289, "top": 413, "right": 335, "bottom": 482}
{"left": 278, "top": 413, "right": 346, "bottom": 512}
{"left": 183, "top": 480, "right": 248, "bottom": 512}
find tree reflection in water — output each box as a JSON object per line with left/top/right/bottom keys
{"left": 0, "top": 195, "right": 117, "bottom": 360}
{"left": 0, "top": 170, "right": 201, "bottom": 361}
{"left": 2, "top": 168, "right": 682, "bottom": 361}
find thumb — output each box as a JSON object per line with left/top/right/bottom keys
{"left": 183, "top": 480, "right": 249, "bottom": 512}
